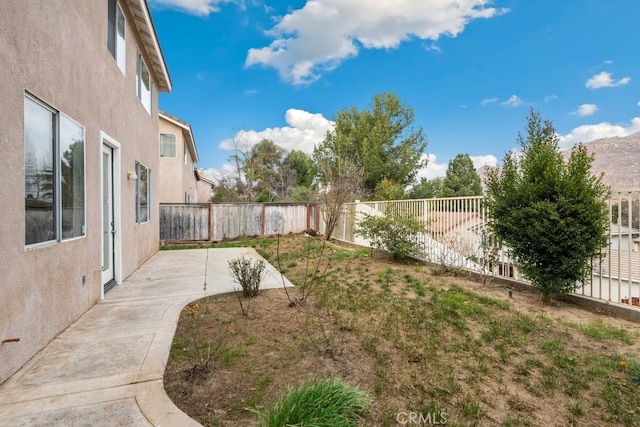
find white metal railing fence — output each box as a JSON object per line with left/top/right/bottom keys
{"left": 578, "top": 189, "right": 640, "bottom": 307}
{"left": 322, "top": 191, "right": 640, "bottom": 310}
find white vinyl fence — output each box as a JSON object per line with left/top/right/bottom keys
{"left": 322, "top": 192, "right": 640, "bottom": 310}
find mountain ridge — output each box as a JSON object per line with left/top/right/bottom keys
{"left": 477, "top": 131, "right": 640, "bottom": 190}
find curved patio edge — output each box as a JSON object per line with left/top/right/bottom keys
{"left": 0, "top": 247, "right": 292, "bottom": 426}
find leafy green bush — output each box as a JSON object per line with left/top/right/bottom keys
{"left": 356, "top": 208, "right": 427, "bottom": 261}
{"left": 486, "top": 110, "right": 609, "bottom": 299}
{"left": 227, "top": 256, "right": 266, "bottom": 297}
{"left": 251, "top": 377, "right": 371, "bottom": 427}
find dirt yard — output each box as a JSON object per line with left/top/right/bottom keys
{"left": 163, "top": 235, "right": 640, "bottom": 426}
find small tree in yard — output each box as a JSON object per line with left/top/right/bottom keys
{"left": 356, "top": 208, "right": 427, "bottom": 261}
{"left": 228, "top": 256, "right": 266, "bottom": 316}
{"left": 315, "top": 155, "right": 365, "bottom": 240}
{"left": 485, "top": 110, "right": 609, "bottom": 300}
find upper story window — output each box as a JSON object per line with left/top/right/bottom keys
{"left": 107, "top": 0, "right": 126, "bottom": 73}
{"left": 137, "top": 54, "right": 152, "bottom": 115}
{"left": 160, "top": 133, "right": 176, "bottom": 157}
{"left": 24, "top": 94, "right": 85, "bottom": 247}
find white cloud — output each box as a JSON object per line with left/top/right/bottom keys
{"left": 470, "top": 155, "right": 498, "bottom": 169}
{"left": 502, "top": 95, "right": 523, "bottom": 107}
{"left": 246, "top": 0, "right": 508, "bottom": 85}
{"left": 480, "top": 97, "right": 498, "bottom": 106}
{"left": 219, "top": 109, "right": 334, "bottom": 153}
{"left": 416, "top": 154, "right": 447, "bottom": 180}
{"left": 637, "top": 101, "right": 640, "bottom": 107}
{"left": 416, "top": 153, "right": 497, "bottom": 180}
{"left": 200, "top": 163, "right": 238, "bottom": 182}
{"left": 586, "top": 71, "right": 631, "bottom": 89}
{"left": 543, "top": 94, "right": 557, "bottom": 103}
{"left": 573, "top": 103, "right": 598, "bottom": 117}
{"left": 558, "top": 117, "right": 640, "bottom": 150}
{"left": 424, "top": 42, "right": 442, "bottom": 53}
{"left": 149, "top": 0, "right": 235, "bottom": 15}
{"left": 482, "top": 95, "right": 527, "bottom": 107}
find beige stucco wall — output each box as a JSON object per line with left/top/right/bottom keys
{"left": 159, "top": 118, "right": 197, "bottom": 203}
{"left": 196, "top": 178, "right": 214, "bottom": 203}
{"left": 0, "top": 1, "right": 163, "bottom": 383}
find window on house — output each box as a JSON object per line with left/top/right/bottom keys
{"left": 160, "top": 133, "right": 176, "bottom": 157}
{"left": 24, "top": 94, "right": 85, "bottom": 246}
{"left": 107, "top": 0, "right": 126, "bottom": 73}
{"left": 136, "top": 162, "right": 150, "bottom": 223}
{"left": 184, "top": 141, "right": 189, "bottom": 164}
{"left": 136, "top": 54, "right": 152, "bottom": 115}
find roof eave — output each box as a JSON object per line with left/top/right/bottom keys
{"left": 159, "top": 112, "right": 199, "bottom": 163}
{"left": 126, "top": 0, "right": 172, "bottom": 92}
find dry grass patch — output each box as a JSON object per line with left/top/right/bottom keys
{"left": 164, "top": 235, "right": 640, "bottom": 426}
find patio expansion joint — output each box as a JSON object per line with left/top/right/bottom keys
{"left": 0, "top": 380, "right": 168, "bottom": 424}
{"left": 0, "top": 376, "right": 163, "bottom": 407}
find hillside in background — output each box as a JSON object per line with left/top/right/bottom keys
{"left": 478, "top": 131, "right": 640, "bottom": 190}
{"left": 568, "top": 131, "right": 640, "bottom": 190}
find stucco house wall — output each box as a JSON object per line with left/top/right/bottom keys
{"left": 159, "top": 112, "right": 199, "bottom": 203}
{"left": 195, "top": 172, "right": 214, "bottom": 203}
{"left": 0, "top": 0, "right": 170, "bottom": 383}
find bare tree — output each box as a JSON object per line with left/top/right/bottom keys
{"left": 276, "top": 161, "right": 299, "bottom": 202}
{"left": 316, "top": 156, "right": 365, "bottom": 240}
{"left": 227, "top": 135, "right": 254, "bottom": 202}
{"left": 211, "top": 172, "right": 243, "bottom": 203}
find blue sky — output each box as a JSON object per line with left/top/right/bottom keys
{"left": 149, "top": 0, "right": 639, "bottom": 180}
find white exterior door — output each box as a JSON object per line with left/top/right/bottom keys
{"left": 101, "top": 144, "right": 116, "bottom": 291}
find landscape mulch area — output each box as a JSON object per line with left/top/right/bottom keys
{"left": 163, "top": 235, "right": 640, "bottom": 426}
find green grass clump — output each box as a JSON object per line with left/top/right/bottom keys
{"left": 252, "top": 377, "right": 371, "bottom": 427}
{"left": 629, "top": 362, "right": 640, "bottom": 386}
{"left": 576, "top": 319, "right": 632, "bottom": 344}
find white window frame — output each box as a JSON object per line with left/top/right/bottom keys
{"left": 24, "top": 93, "right": 86, "bottom": 248}
{"left": 107, "top": 0, "right": 126, "bottom": 74}
{"left": 136, "top": 54, "right": 153, "bottom": 115}
{"left": 160, "top": 133, "right": 176, "bottom": 157}
{"left": 135, "top": 161, "right": 151, "bottom": 223}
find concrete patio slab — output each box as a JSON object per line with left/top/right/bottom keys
{"left": 0, "top": 247, "right": 291, "bottom": 426}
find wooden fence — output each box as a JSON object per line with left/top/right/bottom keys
{"left": 159, "top": 203, "right": 319, "bottom": 242}
{"left": 159, "top": 204, "right": 210, "bottom": 241}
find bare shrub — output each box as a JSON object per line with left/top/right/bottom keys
{"left": 228, "top": 256, "right": 266, "bottom": 298}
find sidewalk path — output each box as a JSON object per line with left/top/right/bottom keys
{"left": 0, "top": 248, "right": 291, "bottom": 426}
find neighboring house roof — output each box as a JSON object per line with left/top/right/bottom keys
{"left": 194, "top": 168, "right": 214, "bottom": 186}
{"left": 428, "top": 211, "right": 484, "bottom": 235}
{"left": 595, "top": 249, "right": 640, "bottom": 283}
{"left": 159, "top": 111, "right": 198, "bottom": 163}
{"left": 125, "top": 0, "right": 171, "bottom": 92}
{"left": 609, "top": 223, "right": 640, "bottom": 236}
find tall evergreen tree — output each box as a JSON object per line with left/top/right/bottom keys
{"left": 486, "top": 110, "right": 609, "bottom": 299}
{"left": 314, "top": 92, "right": 427, "bottom": 195}
{"left": 441, "top": 153, "right": 482, "bottom": 197}
{"left": 406, "top": 177, "right": 443, "bottom": 199}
